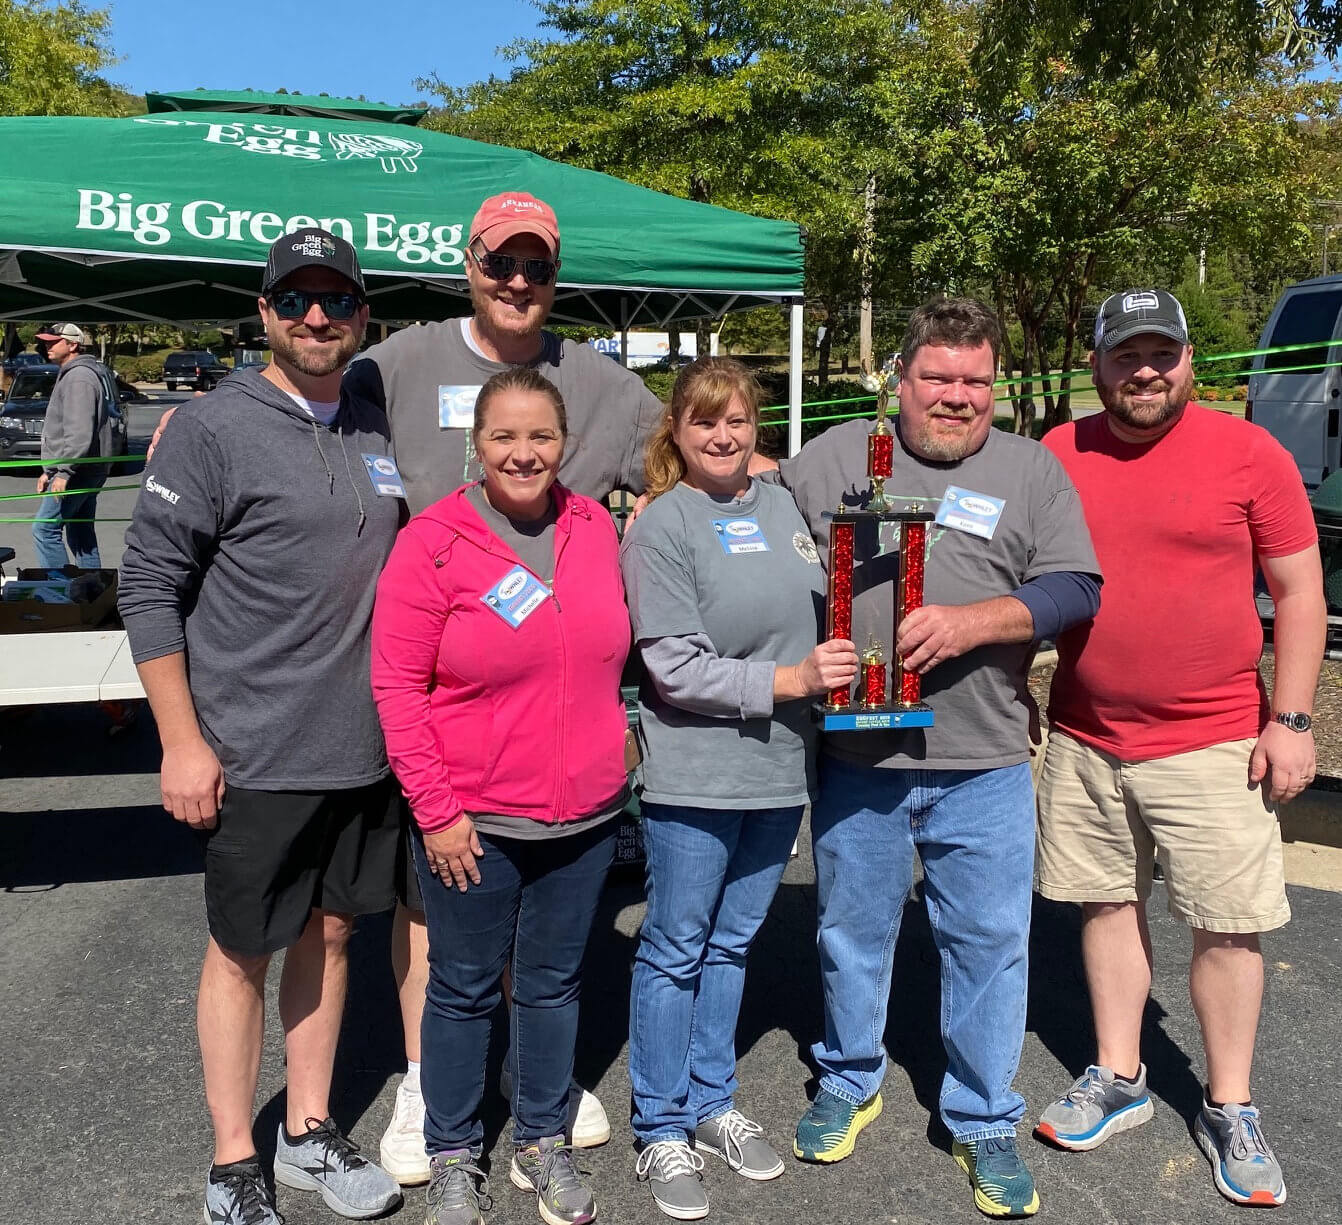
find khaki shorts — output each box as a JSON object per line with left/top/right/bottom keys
{"left": 1035, "top": 730, "right": 1290, "bottom": 934}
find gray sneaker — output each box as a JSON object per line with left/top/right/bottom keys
{"left": 635, "top": 1139, "right": 708, "bottom": 1221}
{"left": 203, "top": 1160, "right": 283, "bottom": 1225}
{"left": 426, "top": 1150, "right": 493, "bottom": 1225}
{"left": 273, "top": 1117, "right": 402, "bottom": 1219}
{"left": 1195, "top": 1101, "right": 1287, "bottom": 1207}
{"left": 695, "top": 1110, "right": 785, "bottom": 1181}
{"left": 510, "top": 1134, "right": 596, "bottom": 1224}
{"left": 1036, "top": 1064, "right": 1154, "bottom": 1151}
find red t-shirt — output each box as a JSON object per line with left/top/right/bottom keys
{"left": 1045, "top": 406, "right": 1316, "bottom": 761}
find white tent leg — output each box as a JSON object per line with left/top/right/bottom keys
{"left": 788, "top": 299, "right": 804, "bottom": 456}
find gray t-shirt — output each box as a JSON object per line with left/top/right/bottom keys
{"left": 464, "top": 482, "right": 557, "bottom": 582}
{"left": 621, "top": 479, "right": 826, "bottom": 808}
{"left": 344, "top": 321, "right": 664, "bottom": 514}
{"left": 778, "top": 418, "right": 1099, "bottom": 771}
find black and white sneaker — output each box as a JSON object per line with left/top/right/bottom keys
{"left": 204, "top": 1157, "right": 283, "bottom": 1225}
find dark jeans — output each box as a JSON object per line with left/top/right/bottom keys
{"left": 413, "top": 820, "right": 616, "bottom": 1152}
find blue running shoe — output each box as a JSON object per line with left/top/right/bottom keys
{"left": 953, "top": 1136, "right": 1039, "bottom": 1218}
{"left": 1036, "top": 1064, "right": 1154, "bottom": 1151}
{"left": 1195, "top": 1101, "right": 1286, "bottom": 1207}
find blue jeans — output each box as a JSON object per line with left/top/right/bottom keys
{"left": 810, "top": 756, "right": 1034, "bottom": 1142}
{"left": 413, "top": 820, "right": 615, "bottom": 1153}
{"left": 629, "top": 802, "right": 804, "bottom": 1144}
{"left": 32, "top": 481, "right": 102, "bottom": 569}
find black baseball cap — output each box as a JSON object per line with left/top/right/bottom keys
{"left": 1093, "top": 289, "right": 1189, "bottom": 352}
{"left": 262, "top": 226, "right": 364, "bottom": 295}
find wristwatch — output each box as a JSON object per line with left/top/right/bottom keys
{"left": 1273, "top": 711, "right": 1313, "bottom": 732}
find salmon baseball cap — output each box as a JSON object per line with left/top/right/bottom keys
{"left": 469, "top": 192, "right": 560, "bottom": 258}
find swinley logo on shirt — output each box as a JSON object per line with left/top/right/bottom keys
{"left": 144, "top": 475, "right": 180, "bottom": 506}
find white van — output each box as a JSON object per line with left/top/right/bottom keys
{"left": 1247, "top": 274, "right": 1342, "bottom": 488}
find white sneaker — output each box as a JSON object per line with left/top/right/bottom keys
{"left": 379, "top": 1076, "right": 430, "bottom": 1186}
{"left": 499, "top": 1065, "right": 612, "bottom": 1149}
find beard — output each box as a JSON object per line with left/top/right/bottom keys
{"left": 905, "top": 413, "right": 983, "bottom": 461}
{"left": 468, "top": 277, "right": 547, "bottom": 344}
{"left": 1097, "top": 365, "right": 1193, "bottom": 432}
{"left": 268, "top": 322, "right": 363, "bottom": 378}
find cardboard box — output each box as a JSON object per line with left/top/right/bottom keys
{"left": 0, "top": 567, "right": 119, "bottom": 633}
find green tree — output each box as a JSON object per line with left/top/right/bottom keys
{"left": 894, "top": 7, "right": 1336, "bottom": 431}
{"left": 0, "top": 0, "right": 129, "bottom": 116}
{"left": 420, "top": 0, "right": 913, "bottom": 353}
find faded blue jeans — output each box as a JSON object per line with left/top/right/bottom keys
{"left": 629, "top": 801, "right": 804, "bottom": 1144}
{"left": 810, "top": 756, "right": 1034, "bottom": 1141}
{"left": 32, "top": 480, "right": 102, "bottom": 569}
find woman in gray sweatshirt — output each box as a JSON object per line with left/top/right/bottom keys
{"left": 620, "top": 358, "right": 857, "bottom": 1221}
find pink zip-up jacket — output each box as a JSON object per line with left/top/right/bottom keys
{"left": 371, "top": 483, "right": 630, "bottom": 835}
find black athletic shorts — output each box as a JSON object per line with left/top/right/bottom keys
{"left": 203, "top": 778, "right": 400, "bottom": 957}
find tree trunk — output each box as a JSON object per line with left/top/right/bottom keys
{"left": 668, "top": 327, "right": 681, "bottom": 360}
{"left": 695, "top": 318, "right": 711, "bottom": 359}
{"left": 995, "top": 284, "right": 1026, "bottom": 435}
{"left": 818, "top": 324, "right": 832, "bottom": 391}
{"left": 1015, "top": 311, "right": 1039, "bottom": 439}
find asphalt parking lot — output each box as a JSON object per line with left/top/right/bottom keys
{"left": 2, "top": 702, "right": 1339, "bottom": 1225}
{"left": 1, "top": 389, "right": 1338, "bottom": 1224}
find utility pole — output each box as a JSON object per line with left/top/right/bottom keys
{"left": 859, "top": 172, "right": 875, "bottom": 371}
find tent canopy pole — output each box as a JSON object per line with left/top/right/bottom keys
{"left": 788, "top": 299, "right": 803, "bottom": 456}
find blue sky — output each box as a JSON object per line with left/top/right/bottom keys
{"left": 106, "top": 0, "right": 545, "bottom": 105}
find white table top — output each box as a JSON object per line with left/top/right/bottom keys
{"left": 0, "top": 628, "right": 145, "bottom": 706}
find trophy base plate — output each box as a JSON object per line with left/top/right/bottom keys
{"left": 817, "top": 701, "right": 934, "bottom": 731}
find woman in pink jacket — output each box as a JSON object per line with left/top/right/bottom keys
{"left": 371, "top": 367, "right": 629, "bottom": 1225}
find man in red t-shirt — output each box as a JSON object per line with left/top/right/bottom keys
{"left": 1034, "top": 289, "right": 1324, "bottom": 1209}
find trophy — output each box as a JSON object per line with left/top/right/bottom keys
{"left": 819, "top": 367, "right": 935, "bottom": 732}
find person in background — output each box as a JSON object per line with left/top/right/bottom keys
{"left": 371, "top": 367, "right": 631, "bottom": 1225}
{"left": 118, "top": 228, "right": 404, "bottom": 1224}
{"left": 1035, "top": 289, "right": 1324, "bottom": 1209}
{"left": 32, "top": 322, "right": 113, "bottom": 569}
{"left": 621, "top": 358, "right": 857, "bottom": 1221}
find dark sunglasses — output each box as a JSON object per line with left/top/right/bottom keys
{"left": 471, "top": 247, "right": 558, "bottom": 287}
{"left": 267, "top": 289, "right": 364, "bottom": 320}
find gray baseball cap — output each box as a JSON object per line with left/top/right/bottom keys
{"left": 1093, "top": 289, "right": 1189, "bottom": 352}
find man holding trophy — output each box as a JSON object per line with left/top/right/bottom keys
{"left": 776, "top": 297, "right": 1101, "bottom": 1218}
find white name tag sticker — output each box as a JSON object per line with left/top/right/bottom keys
{"left": 935, "top": 485, "right": 1005, "bottom": 540}
{"left": 438, "top": 385, "right": 481, "bottom": 430}
{"left": 481, "top": 564, "right": 552, "bottom": 628}
{"left": 712, "top": 516, "right": 770, "bottom": 555}
{"left": 360, "top": 452, "right": 406, "bottom": 498}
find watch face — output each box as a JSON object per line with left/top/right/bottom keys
{"left": 1279, "top": 712, "right": 1312, "bottom": 731}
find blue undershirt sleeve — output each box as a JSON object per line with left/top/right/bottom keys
{"left": 1010, "top": 570, "right": 1101, "bottom": 642}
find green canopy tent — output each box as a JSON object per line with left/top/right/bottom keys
{"left": 146, "top": 89, "right": 426, "bottom": 125}
{"left": 0, "top": 112, "right": 808, "bottom": 449}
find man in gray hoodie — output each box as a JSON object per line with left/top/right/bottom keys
{"left": 32, "top": 322, "right": 112, "bottom": 568}
{"left": 119, "top": 229, "right": 404, "bottom": 1225}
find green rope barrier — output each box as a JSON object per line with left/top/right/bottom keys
{"left": 0, "top": 453, "right": 144, "bottom": 470}
{"left": 0, "top": 484, "right": 142, "bottom": 503}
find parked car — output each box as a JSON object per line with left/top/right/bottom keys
{"left": 1247, "top": 274, "right": 1342, "bottom": 489}
{"left": 0, "top": 362, "right": 129, "bottom": 462}
{"left": 163, "top": 350, "right": 230, "bottom": 391}
{"left": 1, "top": 351, "right": 44, "bottom": 377}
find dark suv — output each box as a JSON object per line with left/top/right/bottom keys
{"left": 164, "top": 350, "right": 230, "bottom": 391}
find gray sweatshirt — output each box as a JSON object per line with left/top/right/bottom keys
{"left": 118, "top": 368, "right": 403, "bottom": 790}
{"left": 343, "top": 320, "right": 664, "bottom": 513}
{"left": 41, "top": 354, "right": 112, "bottom": 480}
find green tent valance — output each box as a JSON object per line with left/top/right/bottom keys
{"left": 0, "top": 112, "right": 803, "bottom": 329}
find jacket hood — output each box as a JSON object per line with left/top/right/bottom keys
{"left": 226, "top": 364, "right": 342, "bottom": 425}
{"left": 59, "top": 353, "right": 104, "bottom": 378}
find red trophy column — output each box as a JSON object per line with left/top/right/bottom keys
{"left": 897, "top": 520, "right": 927, "bottom": 705}
{"left": 825, "top": 520, "right": 855, "bottom": 708}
